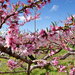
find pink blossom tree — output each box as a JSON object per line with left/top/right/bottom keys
{"left": 0, "top": 0, "right": 75, "bottom": 75}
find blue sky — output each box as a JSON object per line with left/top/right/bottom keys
{"left": 2, "top": 0, "right": 75, "bottom": 32}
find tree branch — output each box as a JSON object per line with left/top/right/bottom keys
{"left": 60, "top": 53, "right": 70, "bottom": 60}
{"left": 0, "top": 0, "right": 43, "bottom": 28}
{"left": 43, "top": 48, "right": 62, "bottom": 60}
{"left": 0, "top": 56, "right": 9, "bottom": 59}
{"left": 60, "top": 50, "right": 75, "bottom": 60}
{"left": 0, "top": 70, "right": 26, "bottom": 74}
{"left": 27, "top": 63, "right": 31, "bottom": 75}
{"left": 30, "top": 62, "right": 50, "bottom": 71}
{"left": 0, "top": 44, "right": 32, "bottom": 64}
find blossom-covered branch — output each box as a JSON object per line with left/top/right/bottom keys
{"left": 0, "top": 44, "right": 32, "bottom": 64}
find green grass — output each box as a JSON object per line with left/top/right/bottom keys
{"left": 0, "top": 50, "right": 75, "bottom": 75}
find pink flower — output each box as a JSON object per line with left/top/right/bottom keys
{"left": 7, "top": 59, "right": 17, "bottom": 70}
{"left": 49, "top": 50, "right": 55, "bottom": 56}
{"left": 36, "top": 4, "right": 41, "bottom": 10}
{"left": 39, "top": 29, "right": 47, "bottom": 38}
{"left": 67, "top": 16, "right": 72, "bottom": 21}
{"left": 24, "top": 8, "right": 31, "bottom": 15}
{"left": 33, "top": 13, "right": 40, "bottom": 20}
{"left": 50, "top": 25, "right": 59, "bottom": 31}
{"left": 52, "top": 59, "right": 59, "bottom": 66}
{"left": 41, "top": 2, "right": 46, "bottom": 6}
{"left": 67, "top": 15, "right": 75, "bottom": 21}
{"left": 70, "top": 67, "right": 75, "bottom": 75}
{"left": 5, "top": 22, "right": 19, "bottom": 51}
{"left": 58, "top": 65, "right": 66, "bottom": 72}
{"left": 22, "top": 44, "right": 35, "bottom": 56}
{"left": 0, "top": 0, "right": 5, "bottom": 3}
{"left": 28, "top": 0, "right": 33, "bottom": 3}
{"left": 22, "top": 49, "right": 29, "bottom": 56}
{"left": 5, "top": 35, "right": 17, "bottom": 50}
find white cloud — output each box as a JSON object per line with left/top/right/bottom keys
{"left": 19, "top": 16, "right": 25, "bottom": 21}
{"left": 50, "top": 5, "right": 59, "bottom": 11}
{"left": 19, "top": 15, "right": 42, "bottom": 22}
{"left": 19, "top": 15, "right": 32, "bottom": 21}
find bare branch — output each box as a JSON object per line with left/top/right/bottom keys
{"left": 30, "top": 62, "right": 50, "bottom": 71}
{"left": 60, "top": 53, "right": 70, "bottom": 60}
{"left": 43, "top": 48, "right": 62, "bottom": 60}
{"left": 27, "top": 63, "right": 31, "bottom": 75}
{"left": 60, "top": 50, "right": 75, "bottom": 60}
{"left": 30, "top": 65, "right": 41, "bottom": 71}
{"left": 0, "top": 70, "right": 26, "bottom": 74}
{"left": 0, "top": 56, "right": 9, "bottom": 59}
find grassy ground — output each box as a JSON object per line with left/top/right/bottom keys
{"left": 0, "top": 50, "right": 75, "bottom": 75}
